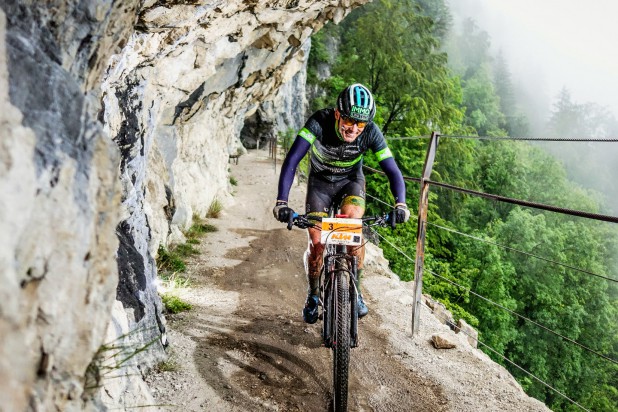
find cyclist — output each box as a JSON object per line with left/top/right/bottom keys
{"left": 273, "top": 83, "right": 409, "bottom": 324}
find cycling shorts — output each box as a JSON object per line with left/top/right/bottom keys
{"left": 305, "top": 173, "right": 366, "bottom": 217}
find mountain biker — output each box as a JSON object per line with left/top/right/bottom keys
{"left": 273, "top": 83, "right": 409, "bottom": 324}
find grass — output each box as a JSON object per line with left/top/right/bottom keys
{"left": 159, "top": 272, "right": 191, "bottom": 289}
{"left": 161, "top": 293, "right": 192, "bottom": 314}
{"left": 230, "top": 176, "right": 238, "bottom": 186}
{"left": 84, "top": 327, "right": 160, "bottom": 391}
{"left": 156, "top": 245, "right": 186, "bottom": 273}
{"left": 185, "top": 221, "right": 217, "bottom": 239}
{"left": 206, "top": 199, "right": 223, "bottom": 218}
{"left": 155, "top": 212, "right": 222, "bottom": 317}
{"left": 174, "top": 243, "right": 199, "bottom": 257}
{"left": 156, "top": 359, "right": 179, "bottom": 373}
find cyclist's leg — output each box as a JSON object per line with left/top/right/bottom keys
{"left": 303, "top": 175, "right": 338, "bottom": 323}
{"left": 306, "top": 226, "right": 324, "bottom": 294}
{"left": 339, "top": 178, "right": 366, "bottom": 269}
{"left": 338, "top": 178, "right": 369, "bottom": 317}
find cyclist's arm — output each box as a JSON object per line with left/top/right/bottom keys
{"left": 276, "top": 136, "right": 311, "bottom": 202}
{"left": 378, "top": 156, "right": 406, "bottom": 205}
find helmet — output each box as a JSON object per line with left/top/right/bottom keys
{"left": 336, "top": 83, "right": 376, "bottom": 123}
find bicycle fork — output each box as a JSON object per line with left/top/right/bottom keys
{"left": 320, "top": 253, "right": 359, "bottom": 349}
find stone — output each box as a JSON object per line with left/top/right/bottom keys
{"left": 431, "top": 333, "right": 457, "bottom": 350}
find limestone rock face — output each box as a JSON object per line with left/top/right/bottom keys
{"left": 0, "top": 0, "right": 369, "bottom": 409}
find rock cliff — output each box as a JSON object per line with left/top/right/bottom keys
{"left": 0, "top": 1, "right": 369, "bottom": 410}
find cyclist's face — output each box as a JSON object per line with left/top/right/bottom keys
{"left": 335, "top": 110, "right": 364, "bottom": 142}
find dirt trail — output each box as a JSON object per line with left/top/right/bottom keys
{"left": 144, "top": 150, "right": 550, "bottom": 412}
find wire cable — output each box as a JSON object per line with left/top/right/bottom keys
{"left": 440, "top": 135, "right": 618, "bottom": 142}
{"left": 384, "top": 135, "right": 431, "bottom": 140}
{"left": 363, "top": 165, "right": 422, "bottom": 183}
{"left": 365, "top": 193, "right": 395, "bottom": 209}
{"left": 365, "top": 193, "right": 418, "bottom": 220}
{"left": 364, "top": 160, "right": 618, "bottom": 224}
{"left": 365, "top": 190, "right": 618, "bottom": 363}
{"left": 368, "top": 227, "right": 416, "bottom": 263}
{"left": 427, "top": 180, "right": 618, "bottom": 224}
{"left": 424, "top": 268, "right": 617, "bottom": 366}
{"left": 426, "top": 221, "right": 618, "bottom": 284}
{"left": 423, "top": 305, "right": 590, "bottom": 412}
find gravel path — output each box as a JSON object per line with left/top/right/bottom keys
{"left": 144, "top": 149, "right": 550, "bottom": 412}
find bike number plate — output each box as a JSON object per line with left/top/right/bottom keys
{"left": 320, "top": 218, "right": 363, "bottom": 245}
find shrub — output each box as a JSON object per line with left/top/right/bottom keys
{"left": 206, "top": 199, "right": 223, "bottom": 218}
{"left": 161, "top": 293, "right": 192, "bottom": 314}
{"left": 156, "top": 245, "right": 186, "bottom": 273}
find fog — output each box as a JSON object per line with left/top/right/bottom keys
{"left": 447, "top": 0, "right": 618, "bottom": 125}
{"left": 445, "top": 0, "right": 618, "bottom": 213}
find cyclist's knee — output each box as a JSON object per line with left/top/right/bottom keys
{"left": 341, "top": 196, "right": 365, "bottom": 217}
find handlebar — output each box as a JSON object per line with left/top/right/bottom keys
{"left": 286, "top": 212, "right": 395, "bottom": 231}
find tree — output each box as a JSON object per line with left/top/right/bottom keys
{"left": 334, "top": 0, "right": 464, "bottom": 135}
{"left": 493, "top": 51, "right": 530, "bottom": 137}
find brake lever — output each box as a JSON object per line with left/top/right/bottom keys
{"left": 389, "top": 210, "right": 396, "bottom": 230}
{"left": 287, "top": 213, "right": 294, "bottom": 230}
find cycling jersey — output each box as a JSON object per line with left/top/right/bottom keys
{"left": 299, "top": 108, "right": 393, "bottom": 182}
{"left": 276, "top": 108, "right": 406, "bottom": 205}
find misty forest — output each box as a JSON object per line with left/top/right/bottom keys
{"left": 305, "top": 1, "right": 618, "bottom": 410}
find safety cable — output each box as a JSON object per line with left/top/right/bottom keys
{"left": 364, "top": 162, "right": 618, "bottom": 225}
{"left": 367, "top": 226, "right": 416, "bottom": 263}
{"left": 424, "top": 268, "right": 617, "bottom": 366}
{"left": 365, "top": 192, "right": 618, "bottom": 364}
{"left": 381, "top": 135, "right": 436, "bottom": 141}
{"left": 424, "top": 305, "right": 590, "bottom": 412}
{"left": 365, "top": 193, "right": 395, "bottom": 209}
{"left": 426, "top": 222, "right": 618, "bottom": 284}
{"left": 363, "top": 165, "right": 422, "bottom": 183}
{"left": 365, "top": 193, "right": 418, "bottom": 222}
{"left": 427, "top": 180, "right": 618, "bottom": 224}
{"left": 441, "top": 135, "right": 618, "bottom": 142}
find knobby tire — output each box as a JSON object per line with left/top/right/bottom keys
{"left": 333, "top": 258, "right": 350, "bottom": 411}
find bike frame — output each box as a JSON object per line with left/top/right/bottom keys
{"left": 320, "top": 244, "right": 359, "bottom": 348}
{"left": 288, "top": 208, "right": 390, "bottom": 412}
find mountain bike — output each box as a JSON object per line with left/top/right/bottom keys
{"left": 287, "top": 209, "right": 393, "bottom": 411}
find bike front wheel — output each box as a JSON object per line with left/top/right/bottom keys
{"left": 332, "top": 259, "right": 350, "bottom": 411}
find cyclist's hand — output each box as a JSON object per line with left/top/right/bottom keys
{"left": 273, "top": 201, "right": 294, "bottom": 223}
{"left": 393, "top": 203, "right": 410, "bottom": 224}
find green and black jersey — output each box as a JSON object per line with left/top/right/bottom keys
{"left": 298, "top": 108, "right": 393, "bottom": 182}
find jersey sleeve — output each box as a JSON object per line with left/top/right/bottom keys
{"left": 368, "top": 126, "right": 394, "bottom": 162}
{"left": 300, "top": 110, "right": 327, "bottom": 144}
{"left": 276, "top": 136, "right": 311, "bottom": 202}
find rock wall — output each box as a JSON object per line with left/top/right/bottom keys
{"left": 0, "top": 0, "right": 369, "bottom": 410}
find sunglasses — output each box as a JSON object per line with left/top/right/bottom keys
{"left": 339, "top": 115, "right": 368, "bottom": 129}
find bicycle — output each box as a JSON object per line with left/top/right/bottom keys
{"left": 285, "top": 208, "right": 395, "bottom": 411}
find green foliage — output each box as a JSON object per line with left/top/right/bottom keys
{"left": 161, "top": 293, "right": 192, "bottom": 314}
{"left": 206, "top": 199, "right": 223, "bottom": 218}
{"left": 316, "top": 0, "right": 465, "bottom": 136}
{"left": 85, "top": 327, "right": 160, "bottom": 391}
{"left": 541, "top": 88, "right": 618, "bottom": 214}
{"left": 278, "top": 128, "right": 297, "bottom": 154}
{"left": 174, "top": 243, "right": 199, "bottom": 257}
{"left": 156, "top": 245, "right": 186, "bottom": 273}
{"left": 159, "top": 272, "right": 191, "bottom": 290}
{"left": 307, "top": 3, "right": 617, "bottom": 409}
{"left": 185, "top": 215, "right": 218, "bottom": 240}
{"left": 229, "top": 176, "right": 238, "bottom": 186}
{"left": 366, "top": 136, "right": 618, "bottom": 410}
{"left": 156, "top": 359, "right": 179, "bottom": 373}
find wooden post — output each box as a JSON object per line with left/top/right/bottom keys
{"left": 411, "top": 132, "right": 439, "bottom": 335}
{"left": 274, "top": 137, "right": 277, "bottom": 173}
